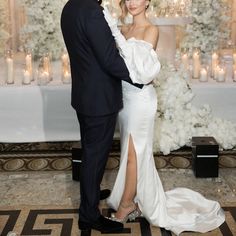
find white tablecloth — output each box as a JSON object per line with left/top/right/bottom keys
{"left": 0, "top": 78, "right": 235, "bottom": 143}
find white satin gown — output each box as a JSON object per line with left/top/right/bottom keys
{"left": 103, "top": 8, "right": 225, "bottom": 236}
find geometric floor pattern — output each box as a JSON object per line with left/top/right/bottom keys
{"left": 0, "top": 141, "right": 235, "bottom": 171}
{"left": 0, "top": 206, "right": 235, "bottom": 236}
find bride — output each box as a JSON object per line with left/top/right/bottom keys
{"left": 103, "top": 0, "right": 225, "bottom": 235}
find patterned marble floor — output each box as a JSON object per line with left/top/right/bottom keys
{"left": 0, "top": 169, "right": 235, "bottom": 236}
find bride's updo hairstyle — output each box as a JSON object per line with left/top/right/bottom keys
{"left": 119, "top": 0, "right": 151, "bottom": 24}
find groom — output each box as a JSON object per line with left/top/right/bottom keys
{"left": 61, "top": 0, "right": 143, "bottom": 233}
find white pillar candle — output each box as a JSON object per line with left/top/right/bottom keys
{"left": 214, "top": 65, "right": 220, "bottom": 80}
{"left": 6, "top": 57, "right": 14, "bottom": 84}
{"left": 199, "top": 68, "right": 208, "bottom": 82}
{"left": 62, "top": 70, "right": 71, "bottom": 84}
{"left": 181, "top": 53, "right": 189, "bottom": 71}
{"left": 38, "top": 71, "right": 49, "bottom": 85}
{"left": 61, "top": 53, "right": 69, "bottom": 66}
{"left": 193, "top": 51, "right": 200, "bottom": 79}
{"left": 211, "top": 52, "right": 218, "bottom": 76}
{"left": 25, "top": 54, "right": 33, "bottom": 80}
{"left": 23, "top": 70, "right": 31, "bottom": 84}
{"left": 43, "top": 56, "right": 50, "bottom": 73}
{"left": 217, "top": 68, "right": 226, "bottom": 82}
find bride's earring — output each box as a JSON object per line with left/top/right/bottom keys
{"left": 145, "top": 4, "right": 149, "bottom": 9}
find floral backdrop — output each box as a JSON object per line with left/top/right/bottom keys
{"left": 180, "top": 0, "right": 231, "bottom": 54}
{"left": 153, "top": 61, "right": 236, "bottom": 154}
{"left": 0, "top": 0, "right": 233, "bottom": 58}
{"left": 20, "top": 0, "right": 67, "bottom": 59}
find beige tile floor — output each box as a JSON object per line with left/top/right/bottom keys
{"left": 0, "top": 168, "right": 235, "bottom": 236}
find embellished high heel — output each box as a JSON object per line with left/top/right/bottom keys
{"left": 110, "top": 208, "right": 141, "bottom": 223}
{"left": 109, "top": 203, "right": 142, "bottom": 223}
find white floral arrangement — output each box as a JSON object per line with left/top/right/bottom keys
{"left": 153, "top": 60, "right": 236, "bottom": 154}
{"left": 180, "top": 0, "right": 231, "bottom": 54}
{"left": 0, "top": 0, "right": 9, "bottom": 56}
{"left": 20, "top": 0, "right": 67, "bottom": 60}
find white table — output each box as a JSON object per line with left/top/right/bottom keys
{"left": 190, "top": 78, "right": 236, "bottom": 123}
{"left": 0, "top": 76, "right": 235, "bottom": 143}
{"left": 0, "top": 59, "right": 235, "bottom": 143}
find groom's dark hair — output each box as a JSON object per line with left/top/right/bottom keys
{"left": 98, "top": 0, "right": 102, "bottom": 5}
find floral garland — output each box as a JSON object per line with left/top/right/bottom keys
{"left": 153, "top": 60, "right": 236, "bottom": 154}
{"left": 180, "top": 0, "right": 231, "bottom": 54}
{"left": 20, "top": 0, "right": 67, "bottom": 60}
{"left": 0, "top": 0, "right": 9, "bottom": 56}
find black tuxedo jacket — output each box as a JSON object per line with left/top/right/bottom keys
{"left": 61, "top": 0, "right": 140, "bottom": 116}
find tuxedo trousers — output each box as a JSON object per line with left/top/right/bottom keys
{"left": 76, "top": 111, "right": 118, "bottom": 222}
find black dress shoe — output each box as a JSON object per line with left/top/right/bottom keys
{"left": 100, "top": 189, "right": 111, "bottom": 200}
{"left": 79, "top": 215, "right": 123, "bottom": 233}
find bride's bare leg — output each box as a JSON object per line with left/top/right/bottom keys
{"left": 115, "top": 135, "right": 137, "bottom": 219}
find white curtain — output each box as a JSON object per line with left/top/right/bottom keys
{"left": 8, "top": 0, "right": 26, "bottom": 51}
{"left": 232, "top": 0, "right": 236, "bottom": 45}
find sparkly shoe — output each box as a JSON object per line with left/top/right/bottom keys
{"left": 109, "top": 203, "right": 142, "bottom": 223}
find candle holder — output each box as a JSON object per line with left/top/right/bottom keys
{"left": 61, "top": 49, "right": 71, "bottom": 84}
{"left": 192, "top": 47, "right": 201, "bottom": 79}
{"left": 199, "top": 65, "right": 209, "bottom": 82}
{"left": 22, "top": 69, "right": 31, "bottom": 85}
{"left": 181, "top": 48, "right": 189, "bottom": 71}
{"left": 37, "top": 57, "right": 50, "bottom": 86}
{"left": 4, "top": 49, "right": 14, "bottom": 85}
{"left": 24, "top": 48, "right": 34, "bottom": 82}
{"left": 42, "top": 52, "right": 53, "bottom": 81}
{"left": 216, "top": 63, "right": 226, "bottom": 82}
{"left": 211, "top": 50, "right": 219, "bottom": 77}
{"left": 62, "top": 70, "right": 71, "bottom": 84}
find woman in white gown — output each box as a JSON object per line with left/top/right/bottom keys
{"left": 103, "top": 1, "right": 225, "bottom": 235}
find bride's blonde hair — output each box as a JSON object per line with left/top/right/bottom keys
{"left": 119, "top": 0, "right": 151, "bottom": 24}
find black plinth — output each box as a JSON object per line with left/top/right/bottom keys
{"left": 71, "top": 148, "right": 82, "bottom": 181}
{"left": 192, "top": 136, "right": 219, "bottom": 178}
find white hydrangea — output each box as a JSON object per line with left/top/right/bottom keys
{"left": 180, "top": 0, "right": 231, "bottom": 54}
{"left": 153, "top": 60, "right": 236, "bottom": 155}
{"left": 20, "top": 0, "right": 68, "bottom": 60}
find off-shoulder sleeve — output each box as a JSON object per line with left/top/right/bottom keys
{"left": 103, "top": 7, "right": 161, "bottom": 84}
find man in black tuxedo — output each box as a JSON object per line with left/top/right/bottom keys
{"left": 61, "top": 0, "right": 143, "bottom": 233}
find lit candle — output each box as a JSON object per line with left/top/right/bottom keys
{"left": 193, "top": 51, "right": 201, "bottom": 79}
{"left": 214, "top": 65, "right": 220, "bottom": 80}
{"left": 181, "top": 53, "right": 189, "bottom": 71}
{"left": 62, "top": 70, "right": 71, "bottom": 84}
{"left": 199, "top": 68, "right": 208, "bottom": 82}
{"left": 61, "top": 53, "right": 69, "bottom": 66}
{"left": 6, "top": 57, "right": 14, "bottom": 84}
{"left": 211, "top": 52, "right": 218, "bottom": 76}
{"left": 43, "top": 56, "right": 50, "bottom": 73}
{"left": 38, "top": 71, "right": 49, "bottom": 85}
{"left": 217, "top": 68, "right": 225, "bottom": 82}
{"left": 23, "top": 70, "right": 31, "bottom": 84}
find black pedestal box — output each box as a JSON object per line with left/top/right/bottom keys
{"left": 71, "top": 148, "right": 82, "bottom": 181}
{"left": 192, "top": 137, "right": 219, "bottom": 178}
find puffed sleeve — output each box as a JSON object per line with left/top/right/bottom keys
{"left": 103, "top": 7, "right": 161, "bottom": 84}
